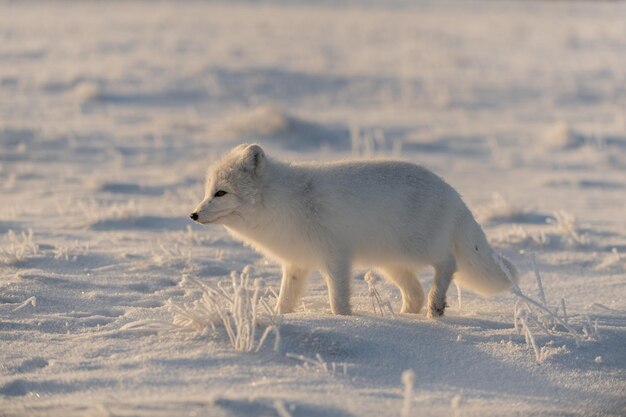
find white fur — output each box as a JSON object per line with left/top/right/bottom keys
{"left": 192, "top": 144, "right": 518, "bottom": 317}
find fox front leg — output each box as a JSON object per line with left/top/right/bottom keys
{"left": 276, "top": 264, "right": 310, "bottom": 314}
{"left": 427, "top": 258, "right": 456, "bottom": 318}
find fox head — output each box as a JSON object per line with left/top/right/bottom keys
{"left": 190, "top": 144, "right": 266, "bottom": 225}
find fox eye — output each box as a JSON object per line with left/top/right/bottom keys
{"left": 214, "top": 190, "right": 227, "bottom": 197}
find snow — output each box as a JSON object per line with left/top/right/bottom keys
{"left": 1, "top": 1, "right": 626, "bottom": 416}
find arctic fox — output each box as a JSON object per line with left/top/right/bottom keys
{"left": 191, "top": 144, "right": 517, "bottom": 318}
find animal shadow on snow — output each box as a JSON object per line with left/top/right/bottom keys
{"left": 279, "top": 315, "right": 587, "bottom": 400}
{"left": 214, "top": 397, "right": 355, "bottom": 417}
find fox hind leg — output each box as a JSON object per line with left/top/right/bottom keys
{"left": 321, "top": 259, "right": 352, "bottom": 315}
{"left": 276, "top": 264, "right": 310, "bottom": 314}
{"left": 427, "top": 258, "right": 457, "bottom": 318}
{"left": 383, "top": 267, "right": 425, "bottom": 314}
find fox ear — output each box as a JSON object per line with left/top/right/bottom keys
{"left": 241, "top": 144, "right": 265, "bottom": 176}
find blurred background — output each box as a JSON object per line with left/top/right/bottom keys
{"left": 2, "top": 0, "right": 626, "bottom": 232}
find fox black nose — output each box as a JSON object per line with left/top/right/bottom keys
{"left": 190, "top": 212, "right": 199, "bottom": 221}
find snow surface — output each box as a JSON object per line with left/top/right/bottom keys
{"left": 1, "top": 1, "right": 626, "bottom": 416}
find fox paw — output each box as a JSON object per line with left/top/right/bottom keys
{"left": 427, "top": 302, "right": 447, "bottom": 319}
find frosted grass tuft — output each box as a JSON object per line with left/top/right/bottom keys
{"left": 498, "top": 254, "right": 600, "bottom": 363}
{"left": 0, "top": 229, "right": 39, "bottom": 265}
{"left": 364, "top": 271, "right": 394, "bottom": 317}
{"left": 548, "top": 211, "right": 588, "bottom": 246}
{"left": 170, "top": 267, "right": 281, "bottom": 352}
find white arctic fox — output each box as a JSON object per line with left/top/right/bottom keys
{"left": 191, "top": 144, "right": 517, "bottom": 318}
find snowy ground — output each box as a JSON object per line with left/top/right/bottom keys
{"left": 1, "top": 1, "right": 626, "bottom": 416}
